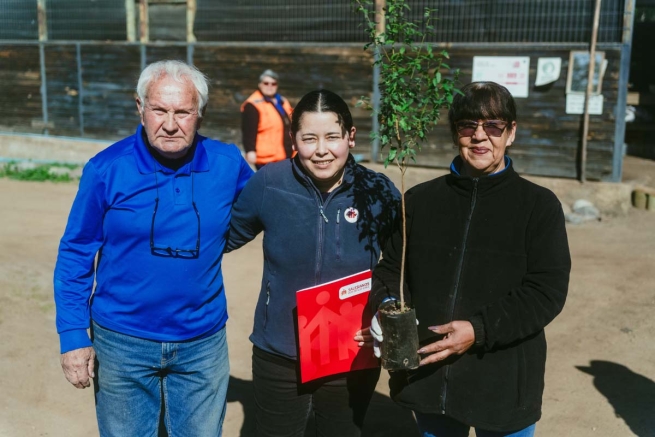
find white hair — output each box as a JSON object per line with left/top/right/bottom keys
{"left": 259, "top": 69, "right": 279, "bottom": 82}
{"left": 136, "top": 60, "right": 209, "bottom": 117}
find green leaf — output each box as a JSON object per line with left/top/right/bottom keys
{"left": 388, "top": 148, "right": 397, "bottom": 161}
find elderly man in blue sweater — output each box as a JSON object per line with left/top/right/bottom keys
{"left": 53, "top": 60, "right": 253, "bottom": 436}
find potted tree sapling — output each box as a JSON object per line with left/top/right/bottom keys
{"left": 353, "top": 0, "right": 459, "bottom": 371}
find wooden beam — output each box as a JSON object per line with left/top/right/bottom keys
{"left": 126, "top": 0, "right": 136, "bottom": 42}
{"left": 37, "top": 0, "right": 48, "bottom": 41}
{"left": 187, "top": 0, "right": 197, "bottom": 43}
{"left": 580, "top": 0, "right": 602, "bottom": 183}
{"left": 375, "top": 0, "right": 386, "bottom": 40}
{"left": 139, "top": 0, "right": 149, "bottom": 43}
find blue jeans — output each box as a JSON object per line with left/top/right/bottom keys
{"left": 92, "top": 322, "right": 229, "bottom": 437}
{"left": 415, "top": 412, "right": 536, "bottom": 437}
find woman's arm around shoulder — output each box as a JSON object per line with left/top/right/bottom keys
{"left": 226, "top": 166, "right": 266, "bottom": 252}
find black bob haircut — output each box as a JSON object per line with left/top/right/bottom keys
{"left": 448, "top": 81, "right": 517, "bottom": 141}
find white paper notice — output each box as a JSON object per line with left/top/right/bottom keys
{"left": 565, "top": 93, "right": 604, "bottom": 115}
{"left": 472, "top": 56, "right": 530, "bottom": 98}
{"left": 535, "top": 57, "right": 561, "bottom": 86}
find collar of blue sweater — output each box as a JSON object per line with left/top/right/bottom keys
{"left": 132, "top": 124, "right": 210, "bottom": 176}
{"left": 450, "top": 155, "right": 512, "bottom": 177}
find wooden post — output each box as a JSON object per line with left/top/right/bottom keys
{"left": 580, "top": 0, "right": 602, "bottom": 183}
{"left": 126, "top": 0, "right": 136, "bottom": 42}
{"left": 139, "top": 0, "right": 149, "bottom": 43}
{"left": 37, "top": 0, "right": 48, "bottom": 41}
{"left": 187, "top": 0, "right": 197, "bottom": 43}
{"left": 375, "top": 0, "right": 386, "bottom": 39}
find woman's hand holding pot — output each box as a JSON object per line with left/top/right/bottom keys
{"left": 418, "top": 321, "right": 475, "bottom": 366}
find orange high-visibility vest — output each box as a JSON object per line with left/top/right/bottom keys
{"left": 241, "top": 90, "right": 293, "bottom": 165}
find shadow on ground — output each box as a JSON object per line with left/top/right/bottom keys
{"left": 577, "top": 360, "right": 655, "bottom": 437}
{"left": 227, "top": 375, "right": 420, "bottom": 437}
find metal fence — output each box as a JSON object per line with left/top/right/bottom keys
{"left": 0, "top": 0, "right": 38, "bottom": 40}
{"left": 194, "top": 0, "right": 371, "bottom": 42}
{"left": 0, "top": 0, "right": 627, "bottom": 44}
{"left": 411, "top": 0, "right": 625, "bottom": 43}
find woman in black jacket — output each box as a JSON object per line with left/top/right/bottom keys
{"left": 370, "top": 81, "right": 571, "bottom": 436}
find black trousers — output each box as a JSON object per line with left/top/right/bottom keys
{"left": 252, "top": 346, "right": 380, "bottom": 437}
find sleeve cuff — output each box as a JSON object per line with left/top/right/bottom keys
{"left": 468, "top": 315, "right": 486, "bottom": 348}
{"left": 59, "top": 329, "right": 92, "bottom": 354}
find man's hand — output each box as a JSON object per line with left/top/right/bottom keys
{"left": 61, "top": 346, "right": 96, "bottom": 389}
{"left": 418, "top": 320, "right": 475, "bottom": 366}
{"left": 246, "top": 151, "right": 257, "bottom": 165}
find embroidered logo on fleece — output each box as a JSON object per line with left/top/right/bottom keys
{"left": 344, "top": 207, "right": 359, "bottom": 223}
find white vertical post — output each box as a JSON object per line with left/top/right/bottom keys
{"left": 187, "top": 0, "right": 197, "bottom": 43}
{"left": 37, "top": 0, "right": 48, "bottom": 41}
{"left": 126, "top": 0, "right": 136, "bottom": 42}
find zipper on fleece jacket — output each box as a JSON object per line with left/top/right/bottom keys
{"left": 440, "top": 178, "right": 479, "bottom": 414}
{"left": 311, "top": 184, "right": 345, "bottom": 284}
{"left": 336, "top": 208, "right": 341, "bottom": 260}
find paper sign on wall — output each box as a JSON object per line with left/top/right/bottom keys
{"left": 565, "top": 93, "right": 604, "bottom": 115}
{"left": 535, "top": 57, "right": 561, "bottom": 86}
{"left": 472, "top": 56, "right": 530, "bottom": 98}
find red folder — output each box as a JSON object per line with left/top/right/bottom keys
{"left": 296, "top": 270, "right": 379, "bottom": 383}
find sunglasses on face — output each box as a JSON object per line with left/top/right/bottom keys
{"left": 455, "top": 120, "right": 509, "bottom": 137}
{"left": 261, "top": 81, "right": 278, "bottom": 86}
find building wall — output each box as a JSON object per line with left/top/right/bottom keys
{"left": 0, "top": 42, "right": 623, "bottom": 180}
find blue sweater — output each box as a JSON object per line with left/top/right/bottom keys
{"left": 54, "top": 125, "right": 253, "bottom": 353}
{"left": 227, "top": 155, "right": 401, "bottom": 359}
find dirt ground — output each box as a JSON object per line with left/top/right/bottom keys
{"left": 0, "top": 157, "right": 654, "bottom": 437}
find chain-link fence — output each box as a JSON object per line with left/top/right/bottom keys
{"left": 194, "top": 0, "right": 370, "bottom": 42}
{"left": 411, "top": 0, "right": 624, "bottom": 43}
{"left": 0, "top": 0, "right": 627, "bottom": 44}
{"left": 0, "top": 0, "right": 38, "bottom": 40}
{"left": 47, "top": 0, "right": 126, "bottom": 41}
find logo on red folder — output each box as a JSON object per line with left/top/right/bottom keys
{"left": 339, "top": 278, "right": 371, "bottom": 300}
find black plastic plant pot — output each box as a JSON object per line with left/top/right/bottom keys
{"left": 379, "top": 307, "right": 420, "bottom": 371}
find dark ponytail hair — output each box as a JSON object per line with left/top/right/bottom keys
{"left": 291, "top": 89, "right": 353, "bottom": 137}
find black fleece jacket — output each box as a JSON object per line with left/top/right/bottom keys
{"left": 371, "top": 157, "right": 571, "bottom": 432}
